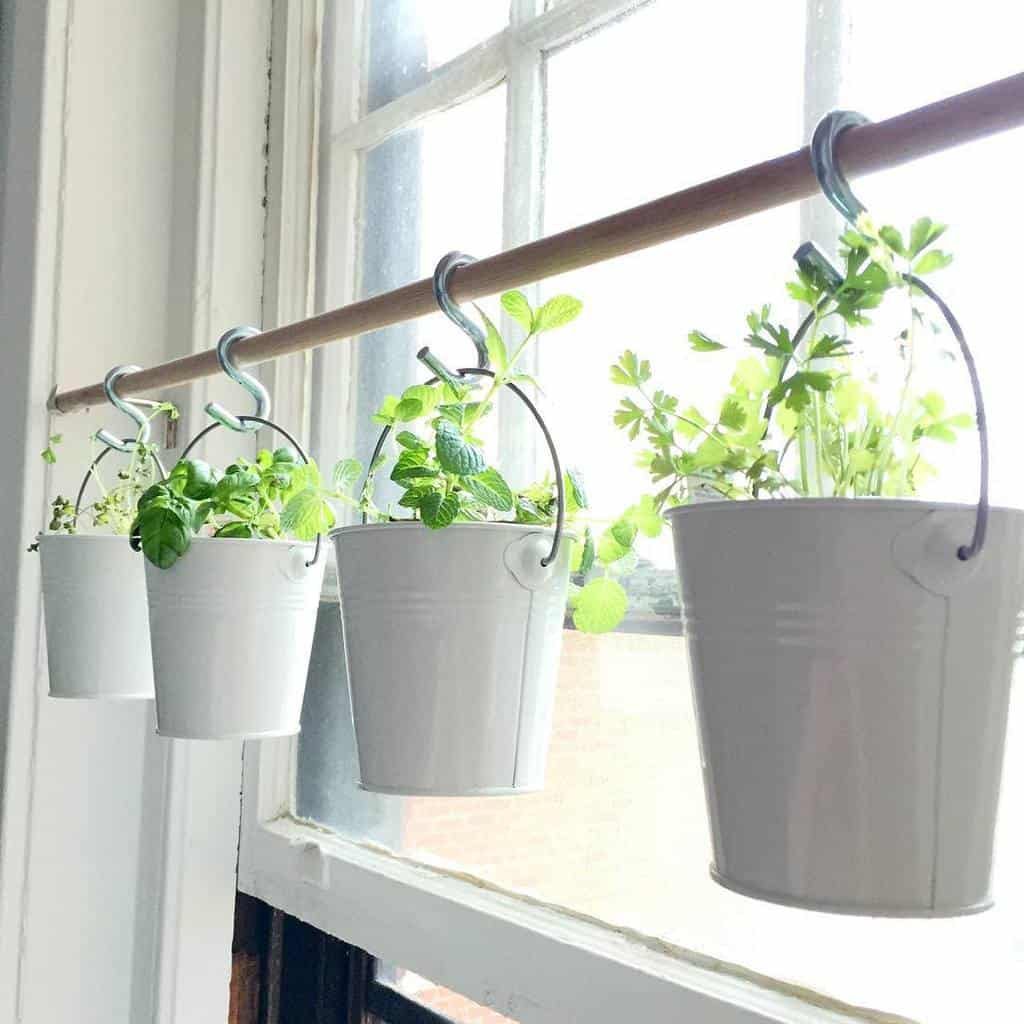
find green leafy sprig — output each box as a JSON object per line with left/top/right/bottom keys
{"left": 131, "top": 447, "right": 361, "bottom": 569}
{"left": 357, "top": 290, "right": 627, "bottom": 633}
{"left": 30, "top": 404, "right": 178, "bottom": 550}
{"left": 611, "top": 216, "right": 969, "bottom": 524}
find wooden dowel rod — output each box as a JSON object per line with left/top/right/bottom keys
{"left": 52, "top": 72, "right": 1024, "bottom": 414}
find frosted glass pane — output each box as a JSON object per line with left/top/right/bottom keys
{"left": 320, "top": 84, "right": 506, "bottom": 487}
{"left": 364, "top": 0, "right": 509, "bottom": 112}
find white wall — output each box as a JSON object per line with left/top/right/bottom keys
{"left": 0, "top": 1, "right": 271, "bottom": 1020}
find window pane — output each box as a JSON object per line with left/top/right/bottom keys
{"left": 374, "top": 964, "right": 517, "bottom": 1024}
{"left": 364, "top": 0, "right": 510, "bottom": 112}
{"left": 321, "top": 84, "right": 506, "bottom": 482}
{"left": 305, "top": 1, "right": 1024, "bottom": 1021}
{"left": 538, "top": 0, "right": 806, "bottom": 531}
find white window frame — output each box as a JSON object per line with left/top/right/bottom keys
{"left": 240, "top": 2, "right": 873, "bottom": 1020}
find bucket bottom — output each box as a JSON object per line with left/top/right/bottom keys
{"left": 155, "top": 725, "right": 301, "bottom": 741}
{"left": 709, "top": 866, "right": 993, "bottom": 918}
{"left": 49, "top": 692, "right": 153, "bottom": 701}
{"left": 357, "top": 781, "right": 543, "bottom": 798}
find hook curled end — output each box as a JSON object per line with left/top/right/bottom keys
{"left": 809, "top": 110, "right": 871, "bottom": 227}
{"left": 418, "top": 252, "right": 489, "bottom": 381}
{"left": 97, "top": 365, "right": 151, "bottom": 453}
{"left": 204, "top": 326, "right": 268, "bottom": 433}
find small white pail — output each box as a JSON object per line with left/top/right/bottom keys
{"left": 668, "top": 498, "right": 1024, "bottom": 916}
{"left": 145, "top": 537, "right": 324, "bottom": 739}
{"left": 331, "top": 522, "right": 571, "bottom": 796}
{"left": 40, "top": 534, "right": 155, "bottom": 700}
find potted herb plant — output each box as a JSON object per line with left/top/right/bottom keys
{"left": 33, "top": 398, "right": 175, "bottom": 701}
{"left": 131, "top": 436, "right": 357, "bottom": 740}
{"left": 331, "top": 288, "right": 606, "bottom": 796}
{"left": 611, "top": 218, "right": 1024, "bottom": 915}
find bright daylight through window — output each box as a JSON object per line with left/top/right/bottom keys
{"left": 252, "top": 2, "right": 1024, "bottom": 1021}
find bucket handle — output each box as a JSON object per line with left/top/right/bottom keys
{"left": 178, "top": 415, "right": 323, "bottom": 567}
{"left": 807, "top": 109, "right": 988, "bottom": 562}
{"left": 74, "top": 441, "right": 167, "bottom": 520}
{"left": 361, "top": 368, "right": 566, "bottom": 568}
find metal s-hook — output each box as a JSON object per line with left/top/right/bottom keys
{"left": 96, "top": 365, "right": 156, "bottom": 453}
{"left": 809, "top": 109, "right": 870, "bottom": 226}
{"left": 417, "top": 252, "right": 489, "bottom": 380}
{"left": 205, "top": 326, "right": 269, "bottom": 432}
{"left": 805, "top": 109, "right": 989, "bottom": 562}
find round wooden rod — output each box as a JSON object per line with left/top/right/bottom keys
{"left": 52, "top": 72, "right": 1024, "bottom": 414}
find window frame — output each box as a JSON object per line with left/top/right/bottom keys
{"left": 240, "top": 2, "right": 873, "bottom": 1021}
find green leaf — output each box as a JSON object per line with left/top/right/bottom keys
{"left": 391, "top": 449, "right": 439, "bottom": 484}
{"left": 731, "top": 357, "right": 774, "bottom": 395}
{"left": 688, "top": 330, "right": 726, "bottom": 353}
{"left": 272, "top": 447, "right": 298, "bottom": 465}
{"left": 214, "top": 468, "right": 261, "bottom": 516}
{"left": 879, "top": 225, "right": 906, "bottom": 256}
{"left": 570, "top": 527, "right": 596, "bottom": 575}
{"left": 610, "top": 517, "right": 638, "bottom": 548}
{"left": 462, "top": 467, "right": 514, "bottom": 511}
{"left": 597, "top": 529, "right": 630, "bottom": 564}
{"left": 508, "top": 372, "right": 542, "bottom": 392}
{"left": 434, "top": 419, "right": 486, "bottom": 476}
{"left": 803, "top": 371, "right": 833, "bottom": 392}
{"left": 474, "top": 304, "right": 508, "bottom": 372}
{"left": 625, "top": 495, "right": 662, "bottom": 538}
{"left": 213, "top": 521, "right": 255, "bottom": 539}
{"left": 912, "top": 250, "right": 953, "bottom": 275}
{"left": 572, "top": 577, "right": 628, "bottom": 634}
{"left": 808, "top": 335, "right": 850, "bottom": 360}
{"left": 395, "top": 431, "right": 429, "bottom": 451}
{"left": 331, "top": 458, "right": 362, "bottom": 492}
{"left": 373, "top": 395, "right": 400, "bottom": 425}
{"left": 719, "top": 397, "right": 747, "bottom": 431}
{"left": 500, "top": 290, "right": 534, "bottom": 332}
{"left": 533, "top": 295, "right": 582, "bottom": 333}
{"left": 281, "top": 487, "right": 335, "bottom": 540}
{"left": 610, "top": 350, "right": 652, "bottom": 387}
{"left": 420, "top": 491, "right": 459, "bottom": 529}
{"left": 41, "top": 446, "right": 57, "bottom": 464}
{"left": 395, "top": 383, "right": 441, "bottom": 422}
{"left": 398, "top": 487, "right": 434, "bottom": 509}
{"left": 908, "top": 217, "right": 947, "bottom": 258}
{"left": 170, "top": 459, "right": 218, "bottom": 499}
{"left": 136, "top": 503, "right": 191, "bottom": 569}
{"left": 565, "top": 467, "right": 588, "bottom": 513}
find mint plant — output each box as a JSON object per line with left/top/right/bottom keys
{"left": 361, "top": 289, "right": 582, "bottom": 528}
{"left": 29, "top": 403, "right": 178, "bottom": 549}
{"left": 131, "top": 447, "right": 361, "bottom": 569}
{"left": 611, "top": 216, "right": 970, "bottom": 523}
{"left": 359, "top": 289, "right": 626, "bottom": 633}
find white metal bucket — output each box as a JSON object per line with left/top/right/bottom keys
{"left": 668, "top": 498, "right": 1024, "bottom": 916}
{"left": 39, "top": 534, "right": 155, "bottom": 700}
{"left": 331, "top": 522, "right": 572, "bottom": 795}
{"left": 145, "top": 537, "right": 324, "bottom": 739}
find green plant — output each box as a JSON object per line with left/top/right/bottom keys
{"left": 612, "top": 216, "right": 970, "bottom": 518}
{"left": 29, "top": 405, "right": 178, "bottom": 550}
{"left": 359, "top": 289, "right": 625, "bottom": 633}
{"left": 131, "top": 447, "right": 361, "bottom": 569}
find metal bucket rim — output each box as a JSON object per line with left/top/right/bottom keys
{"left": 666, "top": 496, "right": 1024, "bottom": 520}
{"left": 329, "top": 521, "right": 575, "bottom": 541}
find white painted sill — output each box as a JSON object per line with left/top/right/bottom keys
{"left": 238, "top": 814, "right": 902, "bottom": 1024}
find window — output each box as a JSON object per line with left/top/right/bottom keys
{"left": 242, "top": 2, "right": 1024, "bottom": 1021}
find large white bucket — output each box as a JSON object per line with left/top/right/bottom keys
{"left": 331, "top": 522, "right": 571, "bottom": 795}
{"left": 145, "top": 537, "right": 324, "bottom": 739}
{"left": 39, "top": 534, "right": 155, "bottom": 699}
{"left": 668, "top": 498, "right": 1024, "bottom": 916}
